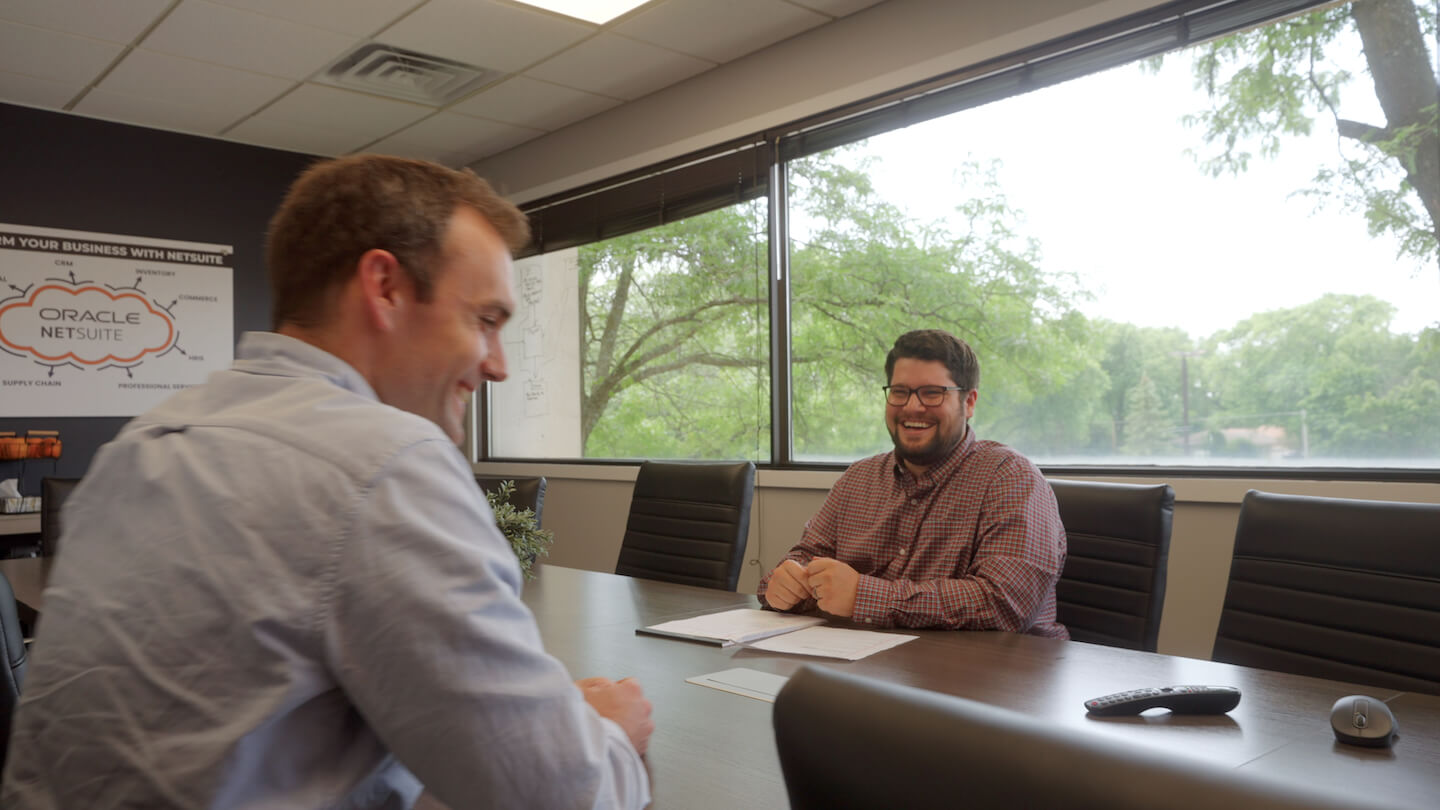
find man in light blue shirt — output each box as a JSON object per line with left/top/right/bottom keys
{"left": 3, "top": 155, "right": 653, "bottom": 809}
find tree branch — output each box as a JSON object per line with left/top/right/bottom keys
{"left": 1336, "top": 118, "right": 1392, "bottom": 145}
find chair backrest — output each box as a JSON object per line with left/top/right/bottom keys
{"left": 1213, "top": 489, "right": 1440, "bottom": 695}
{"left": 39, "top": 476, "right": 81, "bottom": 558}
{"left": 0, "top": 570, "right": 28, "bottom": 773}
{"left": 773, "top": 665, "right": 1386, "bottom": 810}
{"left": 1050, "top": 479, "right": 1174, "bottom": 651}
{"left": 474, "top": 475, "right": 547, "bottom": 527}
{"left": 615, "top": 461, "right": 755, "bottom": 591}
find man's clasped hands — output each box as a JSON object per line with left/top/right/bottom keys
{"left": 761, "top": 558, "right": 862, "bottom": 617}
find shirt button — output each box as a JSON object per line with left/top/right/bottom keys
{"left": 898, "top": 547, "right": 908, "bottom": 556}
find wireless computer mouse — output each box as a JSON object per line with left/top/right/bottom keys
{"left": 1329, "top": 695, "right": 1398, "bottom": 747}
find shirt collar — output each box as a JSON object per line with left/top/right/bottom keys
{"left": 234, "top": 331, "right": 379, "bottom": 402}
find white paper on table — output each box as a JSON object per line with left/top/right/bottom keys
{"left": 641, "top": 608, "right": 824, "bottom": 646}
{"left": 746, "top": 626, "right": 918, "bottom": 660}
{"left": 685, "top": 667, "right": 791, "bottom": 703}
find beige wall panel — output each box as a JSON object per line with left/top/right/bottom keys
{"left": 531, "top": 476, "right": 634, "bottom": 573}
{"left": 1156, "top": 501, "right": 1241, "bottom": 659}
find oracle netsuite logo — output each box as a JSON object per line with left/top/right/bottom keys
{"left": 0, "top": 285, "right": 175, "bottom": 364}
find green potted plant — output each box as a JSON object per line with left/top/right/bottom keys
{"left": 484, "top": 480, "right": 554, "bottom": 580}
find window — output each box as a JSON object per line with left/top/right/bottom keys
{"left": 492, "top": 197, "right": 770, "bottom": 461}
{"left": 788, "top": 0, "right": 1439, "bottom": 466}
{"left": 491, "top": 0, "right": 1440, "bottom": 470}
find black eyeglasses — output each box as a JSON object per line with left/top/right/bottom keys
{"left": 883, "top": 385, "right": 966, "bottom": 407}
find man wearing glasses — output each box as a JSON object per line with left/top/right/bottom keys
{"left": 757, "top": 329, "right": 1067, "bottom": 638}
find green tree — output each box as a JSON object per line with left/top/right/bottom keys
{"left": 1092, "top": 321, "right": 1196, "bottom": 452}
{"left": 786, "top": 153, "right": 1097, "bottom": 459}
{"left": 1120, "top": 373, "right": 1174, "bottom": 455}
{"left": 1167, "top": 0, "right": 1440, "bottom": 268}
{"left": 1199, "top": 293, "right": 1435, "bottom": 457}
{"left": 579, "top": 201, "right": 770, "bottom": 458}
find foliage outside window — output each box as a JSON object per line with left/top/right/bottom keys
{"left": 794, "top": 0, "right": 1439, "bottom": 466}
{"left": 494, "top": 0, "right": 1439, "bottom": 469}
{"left": 577, "top": 201, "right": 770, "bottom": 460}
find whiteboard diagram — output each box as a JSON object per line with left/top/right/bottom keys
{"left": 492, "top": 251, "right": 582, "bottom": 457}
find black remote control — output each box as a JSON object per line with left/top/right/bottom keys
{"left": 1084, "top": 685, "right": 1241, "bottom": 716}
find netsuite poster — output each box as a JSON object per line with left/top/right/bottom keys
{"left": 0, "top": 223, "right": 233, "bottom": 416}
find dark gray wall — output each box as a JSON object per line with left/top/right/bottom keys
{"left": 0, "top": 103, "right": 319, "bottom": 495}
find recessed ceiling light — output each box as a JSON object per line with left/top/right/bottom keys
{"left": 513, "top": 0, "right": 650, "bottom": 25}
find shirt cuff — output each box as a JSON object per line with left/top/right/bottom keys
{"left": 595, "top": 715, "right": 653, "bottom": 809}
{"left": 850, "top": 575, "right": 894, "bottom": 627}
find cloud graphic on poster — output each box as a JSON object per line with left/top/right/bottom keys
{"left": 0, "top": 284, "right": 175, "bottom": 364}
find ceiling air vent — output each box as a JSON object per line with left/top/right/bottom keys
{"left": 317, "top": 43, "right": 504, "bottom": 106}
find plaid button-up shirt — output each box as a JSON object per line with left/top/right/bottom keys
{"left": 759, "top": 429, "right": 1068, "bottom": 638}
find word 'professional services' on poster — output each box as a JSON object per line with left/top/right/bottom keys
{"left": 0, "top": 223, "right": 234, "bottom": 417}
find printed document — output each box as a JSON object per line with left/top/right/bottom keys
{"left": 747, "top": 626, "right": 918, "bottom": 660}
{"left": 638, "top": 608, "right": 824, "bottom": 646}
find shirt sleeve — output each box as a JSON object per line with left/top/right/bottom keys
{"left": 323, "top": 438, "right": 651, "bottom": 810}
{"left": 850, "top": 455, "right": 1065, "bottom": 632}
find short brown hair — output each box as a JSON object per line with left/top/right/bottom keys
{"left": 884, "top": 329, "right": 980, "bottom": 391}
{"left": 266, "top": 154, "right": 530, "bottom": 329}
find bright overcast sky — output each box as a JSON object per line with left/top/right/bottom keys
{"left": 858, "top": 37, "right": 1440, "bottom": 339}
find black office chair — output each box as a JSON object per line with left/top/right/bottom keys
{"left": 0, "top": 570, "right": 28, "bottom": 774}
{"left": 1213, "top": 490, "right": 1440, "bottom": 695}
{"left": 615, "top": 461, "right": 755, "bottom": 591}
{"left": 774, "top": 665, "right": 1389, "bottom": 810}
{"left": 1050, "top": 479, "right": 1174, "bottom": 651}
{"left": 474, "top": 475, "right": 547, "bottom": 527}
{"left": 39, "top": 476, "right": 81, "bottom": 558}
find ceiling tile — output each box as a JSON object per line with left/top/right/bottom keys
{"left": 99, "top": 49, "right": 294, "bottom": 117}
{"left": 208, "top": 0, "right": 421, "bottom": 37}
{"left": 0, "top": 70, "right": 82, "bottom": 109}
{"left": 378, "top": 0, "right": 594, "bottom": 74}
{"left": 73, "top": 87, "right": 243, "bottom": 135}
{"left": 449, "top": 75, "right": 620, "bottom": 131}
{"left": 0, "top": 0, "right": 172, "bottom": 44}
{"left": 356, "top": 138, "right": 461, "bottom": 166}
{"left": 0, "top": 21, "right": 124, "bottom": 85}
{"left": 371, "top": 111, "right": 543, "bottom": 165}
{"left": 141, "top": 0, "right": 358, "bottom": 80}
{"left": 614, "top": 0, "right": 828, "bottom": 64}
{"left": 524, "top": 32, "right": 713, "bottom": 100}
{"left": 252, "top": 83, "right": 433, "bottom": 143}
{"left": 226, "top": 115, "right": 364, "bottom": 156}
{"left": 788, "top": 0, "right": 886, "bottom": 16}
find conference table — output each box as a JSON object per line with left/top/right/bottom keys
{"left": 518, "top": 565, "right": 1438, "bottom": 810}
{"left": 5, "top": 558, "right": 1436, "bottom": 808}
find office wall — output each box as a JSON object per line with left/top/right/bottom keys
{"left": 474, "top": 0, "right": 1169, "bottom": 202}
{"left": 475, "top": 462, "right": 1440, "bottom": 660}
{"left": 0, "top": 103, "right": 317, "bottom": 494}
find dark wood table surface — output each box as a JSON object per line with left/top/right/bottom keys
{"left": 519, "top": 564, "right": 1439, "bottom": 810}
{"left": 7, "top": 558, "right": 1435, "bottom": 808}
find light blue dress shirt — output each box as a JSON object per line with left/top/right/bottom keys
{"left": 2, "top": 332, "right": 649, "bottom": 809}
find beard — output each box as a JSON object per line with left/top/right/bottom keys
{"left": 888, "top": 419, "right": 967, "bottom": 469}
